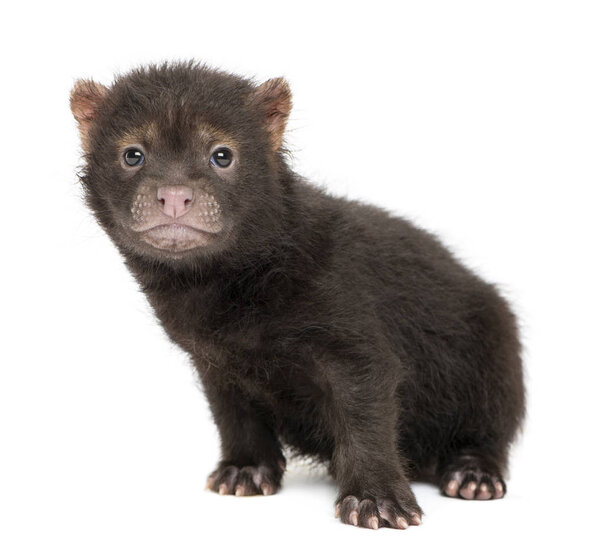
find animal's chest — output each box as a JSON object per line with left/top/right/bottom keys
{"left": 154, "top": 291, "right": 337, "bottom": 457}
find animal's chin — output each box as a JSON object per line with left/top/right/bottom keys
{"left": 140, "top": 223, "right": 217, "bottom": 252}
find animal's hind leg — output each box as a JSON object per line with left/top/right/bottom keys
{"left": 436, "top": 448, "right": 507, "bottom": 500}
{"left": 434, "top": 292, "right": 524, "bottom": 501}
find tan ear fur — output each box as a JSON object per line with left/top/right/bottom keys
{"left": 70, "top": 79, "right": 109, "bottom": 152}
{"left": 252, "top": 78, "right": 292, "bottom": 151}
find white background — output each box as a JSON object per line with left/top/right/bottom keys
{"left": 1, "top": 1, "right": 599, "bottom": 549}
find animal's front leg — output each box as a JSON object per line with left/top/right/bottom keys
{"left": 202, "top": 378, "right": 285, "bottom": 497}
{"left": 328, "top": 376, "right": 423, "bottom": 530}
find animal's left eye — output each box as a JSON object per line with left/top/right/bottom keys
{"left": 210, "top": 148, "right": 233, "bottom": 168}
{"left": 124, "top": 148, "right": 145, "bottom": 167}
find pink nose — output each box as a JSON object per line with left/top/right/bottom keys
{"left": 157, "top": 185, "right": 194, "bottom": 218}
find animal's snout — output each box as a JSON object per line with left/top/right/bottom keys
{"left": 157, "top": 185, "right": 194, "bottom": 218}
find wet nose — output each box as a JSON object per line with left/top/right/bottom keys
{"left": 156, "top": 185, "right": 194, "bottom": 218}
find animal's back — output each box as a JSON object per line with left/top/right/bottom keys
{"left": 308, "top": 189, "right": 525, "bottom": 474}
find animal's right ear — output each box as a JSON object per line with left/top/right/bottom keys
{"left": 70, "top": 79, "right": 109, "bottom": 152}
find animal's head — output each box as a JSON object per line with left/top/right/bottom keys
{"left": 70, "top": 63, "right": 292, "bottom": 264}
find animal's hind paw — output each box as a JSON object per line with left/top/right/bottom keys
{"left": 441, "top": 461, "right": 506, "bottom": 500}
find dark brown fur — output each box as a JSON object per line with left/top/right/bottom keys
{"left": 71, "top": 62, "right": 525, "bottom": 529}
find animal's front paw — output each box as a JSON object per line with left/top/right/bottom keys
{"left": 206, "top": 461, "right": 284, "bottom": 497}
{"left": 335, "top": 494, "right": 423, "bottom": 530}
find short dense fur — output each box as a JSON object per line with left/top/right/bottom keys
{"left": 71, "top": 62, "right": 525, "bottom": 529}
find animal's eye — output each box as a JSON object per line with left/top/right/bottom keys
{"left": 210, "top": 148, "right": 233, "bottom": 168}
{"left": 124, "top": 148, "right": 145, "bottom": 167}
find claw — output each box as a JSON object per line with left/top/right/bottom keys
{"left": 460, "top": 481, "right": 477, "bottom": 499}
{"left": 445, "top": 480, "right": 459, "bottom": 497}
{"left": 441, "top": 460, "right": 507, "bottom": 501}
{"left": 397, "top": 516, "right": 409, "bottom": 529}
{"left": 476, "top": 483, "right": 492, "bottom": 500}
{"left": 207, "top": 463, "right": 281, "bottom": 498}
{"left": 338, "top": 494, "right": 422, "bottom": 530}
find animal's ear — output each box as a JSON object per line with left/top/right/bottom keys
{"left": 70, "top": 79, "right": 109, "bottom": 152}
{"left": 251, "top": 77, "right": 292, "bottom": 151}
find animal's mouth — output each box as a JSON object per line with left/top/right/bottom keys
{"left": 140, "top": 223, "right": 217, "bottom": 251}
{"left": 128, "top": 186, "right": 225, "bottom": 253}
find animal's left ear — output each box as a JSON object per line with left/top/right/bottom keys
{"left": 251, "top": 77, "right": 292, "bottom": 151}
{"left": 70, "top": 79, "right": 109, "bottom": 152}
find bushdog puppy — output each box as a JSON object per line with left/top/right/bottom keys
{"left": 70, "top": 62, "right": 525, "bottom": 530}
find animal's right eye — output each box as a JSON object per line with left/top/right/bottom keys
{"left": 124, "top": 148, "right": 145, "bottom": 167}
